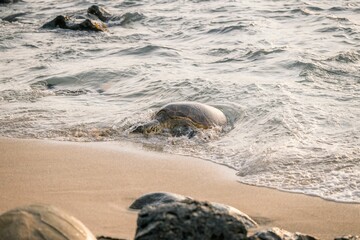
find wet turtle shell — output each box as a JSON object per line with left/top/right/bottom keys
{"left": 0, "top": 204, "right": 96, "bottom": 240}
{"left": 156, "top": 102, "right": 227, "bottom": 129}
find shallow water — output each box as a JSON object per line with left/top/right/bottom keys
{"left": 1, "top": 0, "right": 359, "bottom": 203}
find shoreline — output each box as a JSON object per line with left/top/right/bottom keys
{"left": 0, "top": 137, "right": 359, "bottom": 239}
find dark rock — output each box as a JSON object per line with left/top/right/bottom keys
{"left": 96, "top": 236, "right": 128, "bottom": 240}
{"left": 42, "top": 5, "right": 110, "bottom": 32}
{"left": 2, "top": 12, "right": 27, "bottom": 22}
{"left": 135, "top": 199, "right": 248, "bottom": 240}
{"left": 0, "top": 0, "right": 20, "bottom": 4}
{"left": 129, "top": 192, "right": 192, "bottom": 210}
{"left": 211, "top": 202, "right": 258, "bottom": 229}
{"left": 335, "top": 236, "right": 360, "bottom": 240}
{"left": 42, "top": 15, "right": 107, "bottom": 32}
{"left": 87, "top": 5, "right": 113, "bottom": 22}
{"left": 248, "top": 227, "right": 318, "bottom": 240}
{"left": 130, "top": 192, "right": 257, "bottom": 229}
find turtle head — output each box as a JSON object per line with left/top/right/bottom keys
{"left": 130, "top": 120, "right": 162, "bottom": 136}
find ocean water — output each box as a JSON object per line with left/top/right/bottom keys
{"left": 0, "top": 0, "right": 359, "bottom": 203}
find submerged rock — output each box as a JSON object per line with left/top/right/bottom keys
{"left": 42, "top": 15, "right": 108, "bottom": 32}
{"left": 2, "top": 12, "right": 27, "bottom": 22}
{"left": 130, "top": 192, "right": 257, "bottom": 229}
{"left": 42, "top": 5, "right": 112, "bottom": 32}
{"left": 42, "top": 4, "right": 144, "bottom": 32}
{"left": 135, "top": 199, "right": 248, "bottom": 240}
{"left": 0, "top": 204, "right": 96, "bottom": 240}
{"left": 248, "top": 227, "right": 318, "bottom": 240}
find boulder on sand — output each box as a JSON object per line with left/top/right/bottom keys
{"left": 135, "top": 199, "right": 248, "bottom": 240}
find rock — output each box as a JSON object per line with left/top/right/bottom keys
{"left": 42, "top": 5, "right": 111, "bottom": 32}
{"left": 335, "top": 236, "right": 360, "bottom": 240}
{"left": 134, "top": 199, "right": 248, "bottom": 240}
{"left": 129, "top": 192, "right": 192, "bottom": 210}
{"left": 130, "top": 192, "right": 257, "bottom": 229}
{"left": 0, "top": 204, "right": 96, "bottom": 240}
{"left": 248, "top": 227, "right": 318, "bottom": 240}
{"left": 2, "top": 12, "right": 27, "bottom": 22}
{"left": 0, "top": 0, "right": 20, "bottom": 4}
{"left": 97, "top": 236, "right": 128, "bottom": 240}
{"left": 211, "top": 202, "right": 258, "bottom": 229}
{"left": 42, "top": 15, "right": 107, "bottom": 32}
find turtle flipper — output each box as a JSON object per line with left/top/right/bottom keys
{"left": 171, "top": 125, "right": 196, "bottom": 138}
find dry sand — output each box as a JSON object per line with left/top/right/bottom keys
{"left": 0, "top": 137, "right": 359, "bottom": 239}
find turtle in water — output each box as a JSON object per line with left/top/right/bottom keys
{"left": 131, "top": 102, "right": 227, "bottom": 137}
{"left": 0, "top": 204, "right": 96, "bottom": 240}
{"left": 42, "top": 5, "right": 112, "bottom": 32}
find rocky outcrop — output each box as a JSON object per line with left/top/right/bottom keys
{"left": 210, "top": 201, "right": 258, "bottom": 229}
{"left": 135, "top": 199, "right": 248, "bottom": 240}
{"left": 2, "top": 12, "right": 27, "bottom": 22}
{"left": 42, "top": 15, "right": 108, "bottom": 32}
{"left": 248, "top": 227, "right": 318, "bottom": 240}
{"left": 41, "top": 4, "right": 144, "bottom": 32}
{"left": 0, "top": 204, "right": 97, "bottom": 240}
{"left": 130, "top": 192, "right": 258, "bottom": 229}
{"left": 42, "top": 5, "right": 111, "bottom": 32}
{"left": 335, "top": 236, "right": 360, "bottom": 240}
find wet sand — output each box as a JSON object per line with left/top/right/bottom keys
{"left": 0, "top": 137, "right": 359, "bottom": 239}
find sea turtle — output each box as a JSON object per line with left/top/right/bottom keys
{"left": 42, "top": 5, "right": 111, "bottom": 32}
{"left": 131, "top": 102, "right": 227, "bottom": 137}
{"left": 0, "top": 204, "right": 96, "bottom": 240}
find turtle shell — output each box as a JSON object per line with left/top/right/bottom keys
{"left": 156, "top": 102, "right": 227, "bottom": 129}
{"left": 0, "top": 204, "right": 96, "bottom": 240}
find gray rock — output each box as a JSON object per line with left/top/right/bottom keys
{"left": 135, "top": 199, "right": 247, "bottom": 240}
{"left": 211, "top": 202, "right": 258, "bottom": 229}
{"left": 129, "top": 192, "right": 192, "bottom": 210}
{"left": 130, "top": 192, "right": 257, "bottom": 229}
{"left": 2, "top": 12, "right": 27, "bottom": 22}
{"left": 248, "top": 227, "right": 318, "bottom": 240}
{"left": 0, "top": 204, "right": 96, "bottom": 240}
{"left": 335, "top": 236, "right": 360, "bottom": 240}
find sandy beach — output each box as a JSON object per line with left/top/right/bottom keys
{"left": 0, "top": 137, "right": 359, "bottom": 239}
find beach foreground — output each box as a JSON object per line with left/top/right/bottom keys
{"left": 0, "top": 138, "right": 359, "bottom": 239}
